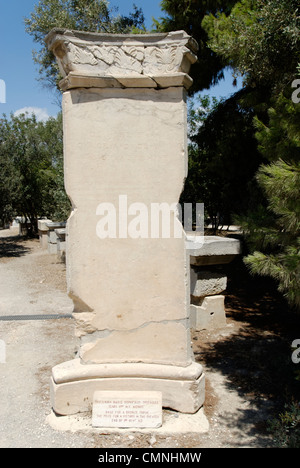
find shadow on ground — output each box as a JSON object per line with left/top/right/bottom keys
{"left": 0, "top": 235, "right": 31, "bottom": 258}
{"left": 193, "top": 257, "right": 300, "bottom": 443}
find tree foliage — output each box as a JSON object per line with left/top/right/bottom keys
{"left": 0, "top": 113, "right": 69, "bottom": 234}
{"left": 155, "top": 0, "right": 237, "bottom": 93}
{"left": 203, "top": 0, "right": 300, "bottom": 91}
{"left": 181, "top": 90, "right": 264, "bottom": 229}
{"left": 24, "top": 0, "right": 145, "bottom": 91}
{"left": 203, "top": 0, "right": 300, "bottom": 308}
{"left": 239, "top": 95, "right": 300, "bottom": 308}
{"left": 159, "top": 0, "right": 300, "bottom": 308}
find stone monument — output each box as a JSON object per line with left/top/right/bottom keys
{"left": 46, "top": 29, "right": 205, "bottom": 416}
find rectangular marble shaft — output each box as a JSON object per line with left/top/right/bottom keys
{"left": 63, "top": 86, "right": 192, "bottom": 366}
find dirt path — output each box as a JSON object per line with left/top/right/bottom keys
{"left": 1, "top": 227, "right": 295, "bottom": 448}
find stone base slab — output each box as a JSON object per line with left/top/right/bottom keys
{"left": 50, "top": 359, "right": 205, "bottom": 416}
{"left": 46, "top": 406, "right": 209, "bottom": 435}
{"left": 187, "top": 235, "right": 241, "bottom": 266}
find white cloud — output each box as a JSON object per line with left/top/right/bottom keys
{"left": 14, "top": 107, "right": 50, "bottom": 122}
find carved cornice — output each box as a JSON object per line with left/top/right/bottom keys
{"left": 45, "top": 29, "right": 198, "bottom": 91}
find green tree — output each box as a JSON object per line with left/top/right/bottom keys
{"left": 24, "top": 0, "right": 145, "bottom": 91}
{"left": 203, "top": 0, "right": 300, "bottom": 92}
{"left": 155, "top": 1, "right": 269, "bottom": 230}
{"left": 187, "top": 0, "right": 300, "bottom": 308}
{"left": 160, "top": 0, "right": 300, "bottom": 307}
{"left": 181, "top": 90, "right": 264, "bottom": 230}
{"left": 239, "top": 95, "right": 300, "bottom": 308}
{"left": 23, "top": 1, "right": 145, "bottom": 228}
{"left": 154, "top": 0, "right": 238, "bottom": 93}
{"left": 0, "top": 112, "right": 69, "bottom": 235}
{"left": 38, "top": 112, "right": 71, "bottom": 221}
{"left": 0, "top": 137, "right": 20, "bottom": 227}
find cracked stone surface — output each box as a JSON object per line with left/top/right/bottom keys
{"left": 47, "top": 30, "right": 204, "bottom": 416}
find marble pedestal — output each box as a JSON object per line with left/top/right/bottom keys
{"left": 46, "top": 29, "right": 204, "bottom": 415}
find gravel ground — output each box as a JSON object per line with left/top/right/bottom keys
{"left": 0, "top": 227, "right": 278, "bottom": 448}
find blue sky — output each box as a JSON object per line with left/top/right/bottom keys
{"left": 0, "top": 0, "right": 241, "bottom": 121}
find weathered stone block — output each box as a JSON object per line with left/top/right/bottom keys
{"left": 47, "top": 242, "right": 58, "bottom": 254}
{"left": 190, "top": 268, "right": 227, "bottom": 298}
{"left": 188, "top": 235, "right": 241, "bottom": 266}
{"left": 38, "top": 219, "right": 52, "bottom": 231}
{"left": 79, "top": 322, "right": 191, "bottom": 367}
{"left": 190, "top": 295, "right": 226, "bottom": 330}
{"left": 55, "top": 229, "right": 66, "bottom": 260}
{"left": 46, "top": 29, "right": 204, "bottom": 417}
{"left": 48, "top": 230, "right": 58, "bottom": 244}
{"left": 38, "top": 218, "right": 52, "bottom": 249}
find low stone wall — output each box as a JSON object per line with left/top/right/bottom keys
{"left": 38, "top": 219, "right": 66, "bottom": 260}
{"left": 38, "top": 219, "right": 52, "bottom": 249}
{"left": 187, "top": 235, "right": 241, "bottom": 331}
{"left": 46, "top": 222, "right": 66, "bottom": 254}
{"left": 55, "top": 228, "right": 66, "bottom": 262}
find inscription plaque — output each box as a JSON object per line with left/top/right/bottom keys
{"left": 92, "top": 391, "right": 162, "bottom": 428}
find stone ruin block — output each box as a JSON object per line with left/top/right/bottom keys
{"left": 46, "top": 221, "right": 66, "bottom": 254}
{"left": 38, "top": 219, "right": 52, "bottom": 249}
{"left": 190, "top": 295, "right": 226, "bottom": 331}
{"left": 190, "top": 267, "right": 227, "bottom": 300}
{"left": 187, "top": 235, "right": 241, "bottom": 331}
{"left": 46, "top": 28, "right": 205, "bottom": 416}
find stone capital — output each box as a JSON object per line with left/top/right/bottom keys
{"left": 45, "top": 29, "right": 198, "bottom": 91}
